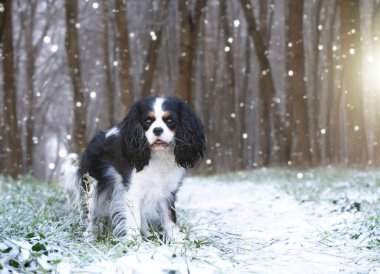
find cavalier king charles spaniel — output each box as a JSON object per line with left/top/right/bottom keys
{"left": 62, "top": 96, "right": 206, "bottom": 242}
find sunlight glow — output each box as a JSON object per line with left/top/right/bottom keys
{"left": 364, "top": 51, "right": 380, "bottom": 89}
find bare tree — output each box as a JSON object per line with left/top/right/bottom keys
{"left": 239, "top": 0, "right": 284, "bottom": 165}
{"left": 140, "top": 0, "right": 170, "bottom": 98}
{"left": 114, "top": 0, "right": 133, "bottom": 111}
{"left": 220, "top": 0, "right": 240, "bottom": 170}
{"left": 175, "top": 0, "right": 207, "bottom": 106}
{"left": 103, "top": 0, "right": 116, "bottom": 125}
{"left": 339, "top": 0, "right": 367, "bottom": 164}
{"left": 0, "top": 0, "right": 22, "bottom": 178}
{"left": 285, "top": 0, "right": 310, "bottom": 167}
{"left": 18, "top": 0, "right": 57, "bottom": 173}
{"left": 309, "top": 0, "right": 323, "bottom": 165}
{"left": 65, "top": 0, "right": 87, "bottom": 153}
{"left": 373, "top": 1, "right": 380, "bottom": 164}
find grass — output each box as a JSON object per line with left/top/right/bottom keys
{"left": 1, "top": 168, "right": 380, "bottom": 272}
{"left": 0, "top": 176, "right": 209, "bottom": 273}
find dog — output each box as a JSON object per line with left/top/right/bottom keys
{"left": 62, "top": 96, "right": 206, "bottom": 242}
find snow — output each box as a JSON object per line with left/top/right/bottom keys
{"left": 54, "top": 173, "right": 380, "bottom": 274}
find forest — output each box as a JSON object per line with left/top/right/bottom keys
{"left": 1, "top": 0, "right": 380, "bottom": 180}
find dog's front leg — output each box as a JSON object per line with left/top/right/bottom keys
{"left": 160, "top": 202, "right": 183, "bottom": 243}
{"left": 125, "top": 192, "right": 142, "bottom": 241}
{"left": 111, "top": 186, "right": 141, "bottom": 241}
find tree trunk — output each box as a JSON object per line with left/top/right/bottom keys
{"left": 114, "top": 0, "right": 133, "bottom": 112}
{"left": 220, "top": 0, "right": 240, "bottom": 171}
{"left": 239, "top": 0, "right": 284, "bottom": 166}
{"left": 325, "top": 2, "right": 338, "bottom": 164}
{"left": 339, "top": 0, "right": 367, "bottom": 164}
{"left": 175, "top": 0, "right": 207, "bottom": 106}
{"left": 1, "top": 0, "right": 22, "bottom": 178}
{"left": 286, "top": 0, "right": 310, "bottom": 167}
{"left": 102, "top": 0, "right": 116, "bottom": 125}
{"left": 140, "top": 0, "right": 170, "bottom": 98}
{"left": 373, "top": 3, "right": 380, "bottom": 164}
{"left": 65, "top": 0, "right": 87, "bottom": 153}
{"left": 23, "top": 2, "right": 38, "bottom": 174}
{"left": 309, "top": 0, "right": 322, "bottom": 165}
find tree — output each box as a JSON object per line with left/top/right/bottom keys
{"left": 114, "top": 0, "right": 133, "bottom": 112}
{"left": 140, "top": 0, "right": 170, "bottom": 98}
{"left": 65, "top": 0, "right": 87, "bottom": 153}
{"left": 220, "top": 0, "right": 240, "bottom": 170}
{"left": 285, "top": 0, "right": 310, "bottom": 166}
{"left": 18, "top": 0, "right": 57, "bottom": 173}
{"left": 239, "top": 0, "right": 284, "bottom": 165}
{"left": 175, "top": 0, "right": 207, "bottom": 106}
{"left": 372, "top": 1, "right": 380, "bottom": 164}
{"left": 102, "top": 0, "right": 116, "bottom": 125}
{"left": 0, "top": 0, "right": 22, "bottom": 178}
{"left": 339, "top": 0, "right": 367, "bottom": 164}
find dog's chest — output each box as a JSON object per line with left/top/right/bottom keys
{"left": 129, "top": 151, "right": 185, "bottom": 203}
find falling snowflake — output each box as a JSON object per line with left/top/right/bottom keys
{"left": 59, "top": 149, "right": 68, "bottom": 158}
{"left": 43, "top": 36, "right": 51, "bottom": 44}
{"left": 51, "top": 45, "right": 58, "bottom": 52}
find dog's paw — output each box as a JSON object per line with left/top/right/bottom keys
{"left": 164, "top": 226, "right": 185, "bottom": 243}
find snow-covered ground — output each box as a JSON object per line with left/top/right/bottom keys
{"left": 56, "top": 171, "right": 380, "bottom": 274}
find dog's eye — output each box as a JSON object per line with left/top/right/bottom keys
{"left": 142, "top": 118, "right": 154, "bottom": 127}
{"left": 164, "top": 117, "right": 176, "bottom": 127}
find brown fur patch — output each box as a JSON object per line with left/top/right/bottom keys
{"left": 147, "top": 111, "right": 155, "bottom": 118}
{"left": 162, "top": 111, "right": 170, "bottom": 119}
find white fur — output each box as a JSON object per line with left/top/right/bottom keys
{"left": 145, "top": 97, "right": 175, "bottom": 147}
{"left": 105, "top": 126, "right": 120, "bottom": 138}
{"left": 79, "top": 148, "right": 185, "bottom": 241}
{"left": 129, "top": 149, "right": 185, "bottom": 236}
{"left": 108, "top": 148, "right": 186, "bottom": 240}
{"left": 60, "top": 153, "right": 80, "bottom": 208}
{"left": 62, "top": 97, "right": 188, "bottom": 242}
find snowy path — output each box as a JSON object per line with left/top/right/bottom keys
{"left": 58, "top": 177, "right": 380, "bottom": 274}
{"left": 178, "top": 179, "right": 379, "bottom": 273}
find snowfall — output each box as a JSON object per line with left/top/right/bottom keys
{"left": 52, "top": 169, "right": 380, "bottom": 274}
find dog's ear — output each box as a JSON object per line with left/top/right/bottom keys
{"left": 174, "top": 101, "right": 206, "bottom": 168}
{"left": 121, "top": 105, "right": 150, "bottom": 172}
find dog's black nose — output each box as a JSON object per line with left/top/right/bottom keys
{"left": 153, "top": 127, "right": 163, "bottom": 136}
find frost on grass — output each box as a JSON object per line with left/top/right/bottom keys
{"left": 1, "top": 168, "right": 380, "bottom": 273}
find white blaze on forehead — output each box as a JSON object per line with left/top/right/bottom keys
{"left": 153, "top": 97, "right": 166, "bottom": 117}
{"left": 105, "top": 126, "right": 120, "bottom": 138}
{"left": 146, "top": 97, "right": 174, "bottom": 147}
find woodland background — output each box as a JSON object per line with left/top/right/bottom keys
{"left": 1, "top": 0, "right": 380, "bottom": 180}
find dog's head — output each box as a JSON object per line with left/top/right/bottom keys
{"left": 120, "top": 96, "right": 206, "bottom": 172}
